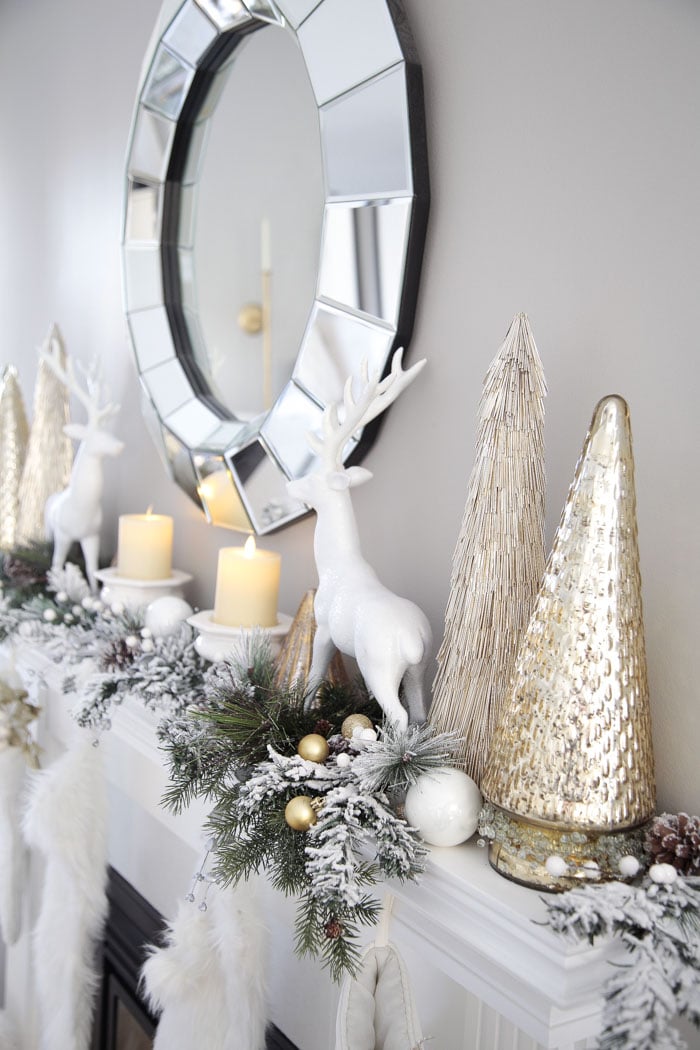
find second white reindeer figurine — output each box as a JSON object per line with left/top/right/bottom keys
{"left": 40, "top": 325, "right": 124, "bottom": 592}
{"left": 287, "top": 348, "right": 432, "bottom": 730}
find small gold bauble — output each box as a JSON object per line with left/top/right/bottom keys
{"left": 297, "top": 733, "right": 330, "bottom": 763}
{"left": 284, "top": 795, "right": 318, "bottom": 832}
{"left": 341, "top": 713, "right": 373, "bottom": 740}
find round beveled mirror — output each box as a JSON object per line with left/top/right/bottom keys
{"left": 122, "top": 0, "right": 429, "bottom": 534}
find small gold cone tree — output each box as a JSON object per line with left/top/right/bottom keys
{"left": 15, "top": 325, "right": 73, "bottom": 548}
{"left": 0, "top": 367, "right": 30, "bottom": 551}
{"left": 273, "top": 589, "right": 348, "bottom": 692}
{"left": 481, "top": 395, "right": 656, "bottom": 890}
{"left": 430, "top": 314, "right": 547, "bottom": 785}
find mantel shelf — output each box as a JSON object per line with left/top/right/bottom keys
{"left": 9, "top": 641, "right": 613, "bottom": 1049}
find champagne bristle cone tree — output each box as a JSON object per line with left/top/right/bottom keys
{"left": 273, "top": 588, "right": 348, "bottom": 693}
{"left": 481, "top": 395, "right": 656, "bottom": 891}
{"left": 430, "top": 314, "right": 547, "bottom": 786}
{"left": 0, "top": 367, "right": 30, "bottom": 552}
{"left": 15, "top": 324, "right": 73, "bottom": 547}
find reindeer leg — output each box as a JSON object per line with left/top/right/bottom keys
{"left": 51, "top": 530, "right": 71, "bottom": 573}
{"left": 304, "top": 625, "right": 335, "bottom": 711}
{"left": 402, "top": 661, "right": 430, "bottom": 725}
{"left": 80, "top": 533, "right": 100, "bottom": 594}
{"left": 362, "top": 665, "right": 408, "bottom": 731}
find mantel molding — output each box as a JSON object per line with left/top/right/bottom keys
{"left": 8, "top": 639, "right": 611, "bottom": 1049}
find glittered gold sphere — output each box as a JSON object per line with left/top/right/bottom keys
{"left": 341, "top": 713, "right": 373, "bottom": 740}
{"left": 284, "top": 795, "right": 318, "bottom": 832}
{"left": 297, "top": 733, "right": 330, "bottom": 763}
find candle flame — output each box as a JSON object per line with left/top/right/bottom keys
{"left": 244, "top": 535, "right": 256, "bottom": 558}
{"left": 145, "top": 504, "right": 154, "bottom": 517}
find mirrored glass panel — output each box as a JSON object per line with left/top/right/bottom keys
{"left": 274, "top": 0, "right": 322, "bottom": 29}
{"left": 165, "top": 399, "right": 223, "bottom": 448}
{"left": 163, "top": 1, "right": 219, "bottom": 66}
{"left": 193, "top": 0, "right": 252, "bottom": 31}
{"left": 298, "top": 0, "right": 402, "bottom": 105}
{"left": 293, "top": 303, "right": 394, "bottom": 407}
{"left": 124, "top": 180, "right": 162, "bottom": 245}
{"left": 142, "top": 46, "right": 194, "bottom": 120}
{"left": 193, "top": 453, "right": 253, "bottom": 530}
{"left": 318, "top": 199, "right": 412, "bottom": 324}
{"left": 260, "top": 383, "right": 324, "bottom": 478}
{"left": 161, "top": 426, "right": 200, "bottom": 505}
{"left": 123, "top": 248, "right": 163, "bottom": 312}
{"left": 228, "top": 440, "right": 308, "bottom": 532}
{"left": 128, "top": 110, "right": 177, "bottom": 182}
{"left": 128, "top": 308, "right": 176, "bottom": 371}
{"left": 321, "top": 66, "right": 413, "bottom": 199}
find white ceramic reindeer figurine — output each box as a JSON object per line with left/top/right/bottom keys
{"left": 287, "top": 349, "right": 431, "bottom": 730}
{"left": 41, "top": 326, "right": 124, "bottom": 592}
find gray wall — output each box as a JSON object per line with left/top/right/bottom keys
{"left": 1, "top": 0, "right": 698, "bottom": 814}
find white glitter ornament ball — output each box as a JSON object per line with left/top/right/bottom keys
{"left": 405, "top": 768, "right": 482, "bottom": 847}
{"left": 145, "top": 596, "right": 193, "bottom": 638}
{"left": 336, "top": 753, "right": 351, "bottom": 769}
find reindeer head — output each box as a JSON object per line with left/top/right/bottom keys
{"left": 287, "top": 348, "right": 425, "bottom": 508}
{"left": 40, "top": 324, "right": 124, "bottom": 458}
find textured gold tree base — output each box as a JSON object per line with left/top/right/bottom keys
{"left": 482, "top": 805, "right": 650, "bottom": 891}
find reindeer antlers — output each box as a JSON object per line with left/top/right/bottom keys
{"left": 39, "top": 323, "right": 118, "bottom": 425}
{"left": 309, "top": 348, "right": 426, "bottom": 469}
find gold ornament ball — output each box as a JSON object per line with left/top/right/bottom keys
{"left": 284, "top": 795, "right": 318, "bottom": 832}
{"left": 341, "top": 713, "right": 373, "bottom": 740}
{"left": 297, "top": 733, "right": 330, "bottom": 763}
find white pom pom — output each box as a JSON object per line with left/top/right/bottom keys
{"left": 125, "top": 635, "right": 139, "bottom": 649}
{"left": 649, "top": 862, "right": 678, "bottom": 884}
{"left": 141, "top": 638, "right": 155, "bottom": 654}
{"left": 72, "top": 604, "right": 83, "bottom": 616}
{"left": 43, "top": 608, "right": 57, "bottom": 622}
{"left": 81, "top": 596, "right": 93, "bottom": 610}
{"left": 141, "top": 627, "right": 152, "bottom": 639}
{"left": 56, "top": 591, "right": 68, "bottom": 603}
{"left": 145, "top": 596, "right": 193, "bottom": 638}
{"left": 336, "top": 753, "right": 351, "bottom": 769}
{"left": 111, "top": 601, "right": 125, "bottom": 615}
{"left": 545, "top": 855, "right": 569, "bottom": 877}
{"left": 359, "top": 727, "right": 377, "bottom": 742}
{"left": 92, "top": 599, "right": 104, "bottom": 613}
{"left": 618, "top": 855, "right": 641, "bottom": 878}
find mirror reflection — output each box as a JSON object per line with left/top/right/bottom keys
{"left": 183, "top": 25, "right": 323, "bottom": 420}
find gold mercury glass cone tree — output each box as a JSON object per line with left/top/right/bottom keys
{"left": 0, "top": 367, "right": 30, "bottom": 552}
{"left": 430, "top": 313, "right": 547, "bottom": 785}
{"left": 15, "top": 325, "right": 74, "bottom": 549}
{"left": 481, "top": 395, "right": 656, "bottom": 890}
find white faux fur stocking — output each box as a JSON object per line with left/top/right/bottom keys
{"left": 23, "top": 738, "right": 108, "bottom": 1050}
{"left": 142, "top": 880, "right": 268, "bottom": 1050}
{"left": 0, "top": 746, "right": 29, "bottom": 946}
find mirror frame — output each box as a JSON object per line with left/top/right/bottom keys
{"left": 122, "top": 0, "right": 429, "bottom": 534}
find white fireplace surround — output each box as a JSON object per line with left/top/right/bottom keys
{"left": 3, "top": 641, "right": 622, "bottom": 1050}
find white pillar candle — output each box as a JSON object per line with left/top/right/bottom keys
{"left": 117, "top": 512, "right": 174, "bottom": 580}
{"left": 213, "top": 536, "right": 280, "bottom": 627}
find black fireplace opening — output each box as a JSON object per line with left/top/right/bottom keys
{"left": 91, "top": 866, "right": 298, "bottom": 1050}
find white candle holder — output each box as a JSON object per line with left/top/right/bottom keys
{"left": 94, "top": 567, "right": 193, "bottom": 611}
{"left": 188, "top": 609, "right": 293, "bottom": 663}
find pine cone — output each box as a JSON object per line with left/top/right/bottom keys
{"left": 100, "top": 639, "right": 135, "bottom": 673}
{"left": 2, "top": 553, "right": 47, "bottom": 588}
{"left": 648, "top": 812, "right": 700, "bottom": 875}
{"left": 324, "top": 919, "right": 344, "bottom": 940}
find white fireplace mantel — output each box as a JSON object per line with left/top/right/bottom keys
{"left": 4, "top": 641, "right": 616, "bottom": 1050}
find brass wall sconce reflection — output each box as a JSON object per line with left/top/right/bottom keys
{"left": 237, "top": 218, "right": 273, "bottom": 410}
